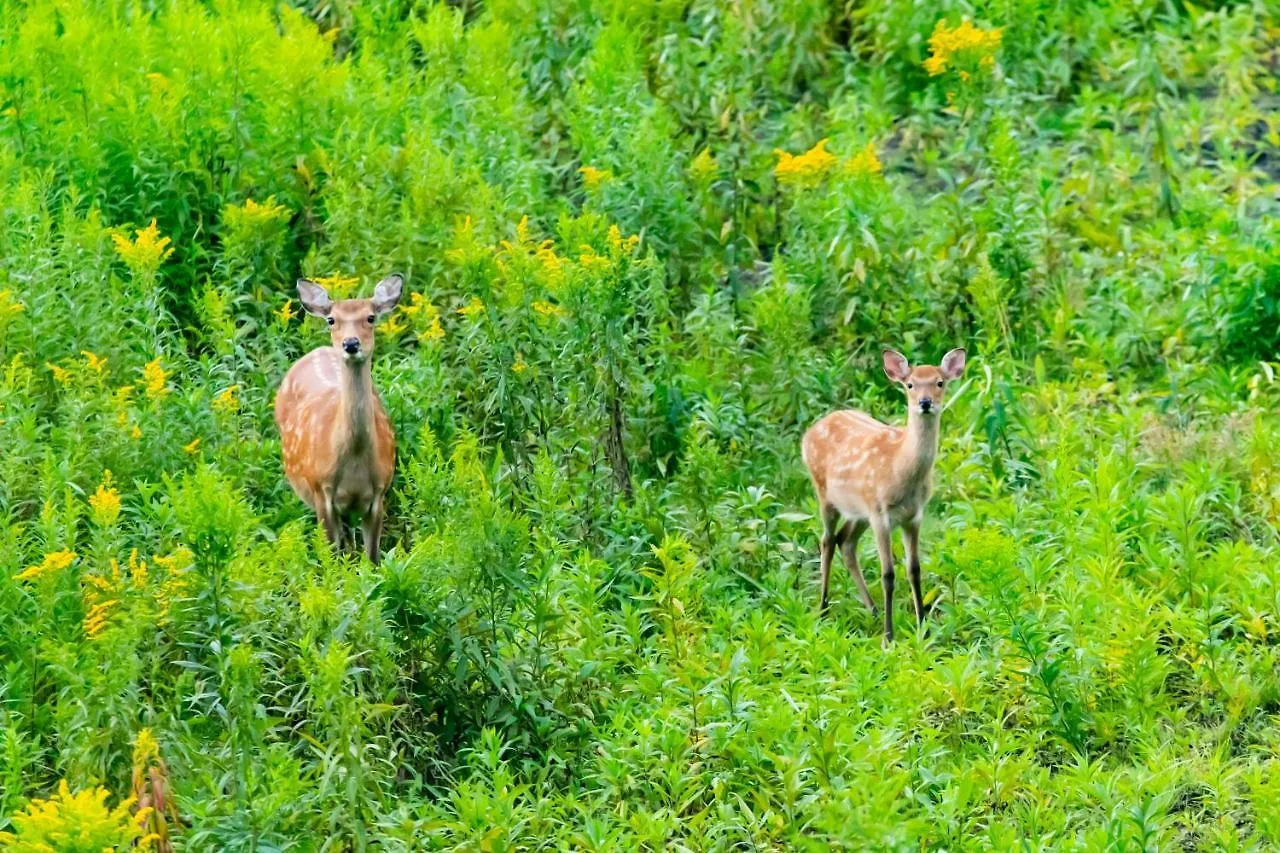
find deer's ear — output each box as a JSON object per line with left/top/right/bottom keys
{"left": 883, "top": 349, "right": 910, "bottom": 382}
{"left": 297, "top": 280, "right": 332, "bottom": 317}
{"left": 372, "top": 274, "right": 403, "bottom": 316}
{"left": 941, "top": 348, "right": 967, "bottom": 379}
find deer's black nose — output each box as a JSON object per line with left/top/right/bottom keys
{"left": 920, "top": 398, "right": 933, "bottom": 412}
{"left": 343, "top": 337, "right": 360, "bottom": 354}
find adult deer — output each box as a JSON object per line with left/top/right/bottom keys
{"left": 275, "top": 274, "right": 403, "bottom": 563}
{"left": 801, "top": 348, "right": 966, "bottom": 643}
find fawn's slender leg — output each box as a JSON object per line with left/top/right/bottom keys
{"left": 363, "top": 493, "right": 385, "bottom": 565}
{"left": 839, "top": 519, "right": 876, "bottom": 616}
{"left": 903, "top": 517, "right": 926, "bottom": 626}
{"left": 320, "top": 487, "right": 342, "bottom": 550}
{"left": 873, "top": 520, "right": 896, "bottom": 643}
{"left": 818, "top": 503, "right": 841, "bottom": 614}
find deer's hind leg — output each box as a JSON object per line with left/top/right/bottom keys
{"left": 838, "top": 519, "right": 876, "bottom": 616}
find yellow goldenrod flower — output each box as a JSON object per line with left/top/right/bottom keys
{"left": 536, "top": 241, "right": 566, "bottom": 289}
{"left": 607, "top": 225, "right": 640, "bottom": 256}
{"left": 310, "top": 272, "right": 359, "bottom": 299}
{"left": 46, "top": 361, "right": 72, "bottom": 386}
{"left": 112, "top": 219, "right": 174, "bottom": 277}
{"left": 212, "top": 385, "right": 240, "bottom": 415}
{"left": 84, "top": 598, "right": 119, "bottom": 639}
{"left": 512, "top": 355, "right": 528, "bottom": 374}
{"left": 774, "top": 139, "right": 838, "bottom": 186}
{"left": 690, "top": 148, "right": 717, "bottom": 179}
{"left": 276, "top": 298, "right": 297, "bottom": 327}
{"left": 145, "top": 71, "right": 171, "bottom": 95}
{"left": 382, "top": 312, "right": 406, "bottom": 337}
{"left": 923, "top": 19, "right": 1002, "bottom": 78}
{"left": 142, "top": 358, "right": 169, "bottom": 400}
{"left": 0, "top": 289, "right": 24, "bottom": 322}
{"left": 458, "top": 296, "right": 486, "bottom": 317}
{"left": 183, "top": 437, "right": 201, "bottom": 455}
{"left": 82, "top": 350, "right": 108, "bottom": 376}
{"left": 579, "top": 165, "right": 613, "bottom": 191}
{"left": 89, "top": 470, "right": 122, "bottom": 526}
{"left": 224, "top": 196, "right": 290, "bottom": 232}
{"left": 14, "top": 549, "right": 77, "bottom": 582}
{"left": 131, "top": 425, "right": 142, "bottom": 440}
{"left": 532, "top": 299, "right": 566, "bottom": 319}
{"left": 128, "top": 548, "right": 149, "bottom": 589}
{"left": 0, "top": 780, "right": 151, "bottom": 850}
{"left": 845, "top": 143, "right": 883, "bottom": 177}
{"left": 578, "top": 246, "right": 612, "bottom": 272}
{"left": 134, "top": 728, "right": 160, "bottom": 767}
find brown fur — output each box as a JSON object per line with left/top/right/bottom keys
{"left": 274, "top": 276, "right": 403, "bottom": 563}
{"left": 801, "top": 348, "right": 965, "bottom": 642}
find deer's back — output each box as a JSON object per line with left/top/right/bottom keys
{"left": 802, "top": 409, "right": 904, "bottom": 518}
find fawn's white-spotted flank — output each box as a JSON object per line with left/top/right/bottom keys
{"left": 801, "top": 348, "right": 966, "bottom": 643}
{"left": 274, "top": 275, "right": 403, "bottom": 564}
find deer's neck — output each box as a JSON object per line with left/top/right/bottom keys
{"left": 896, "top": 410, "right": 940, "bottom": 476}
{"left": 339, "top": 360, "right": 375, "bottom": 452}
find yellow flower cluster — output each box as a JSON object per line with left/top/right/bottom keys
{"left": 0, "top": 289, "right": 24, "bottom": 323}
{"left": 458, "top": 296, "right": 486, "bottom": 317}
{"left": 532, "top": 299, "right": 566, "bottom": 320}
{"left": 183, "top": 438, "right": 202, "bottom": 455}
{"left": 142, "top": 358, "right": 168, "bottom": 400}
{"left": 112, "top": 219, "right": 174, "bottom": 277}
{"left": 46, "top": 361, "right": 72, "bottom": 386}
{"left": 690, "top": 148, "right": 717, "bottom": 180}
{"left": 512, "top": 354, "right": 528, "bottom": 374}
{"left": 90, "top": 470, "right": 122, "bottom": 527}
{"left": 276, "top": 298, "right": 297, "bottom": 327}
{"left": 536, "top": 241, "right": 565, "bottom": 288}
{"left": 0, "top": 780, "right": 154, "bottom": 851}
{"left": 309, "top": 273, "right": 359, "bottom": 299}
{"left": 774, "top": 139, "right": 838, "bottom": 185}
{"left": 112, "top": 384, "right": 142, "bottom": 439}
{"left": 777, "top": 139, "right": 884, "bottom": 186}
{"left": 607, "top": 224, "right": 640, "bottom": 256}
{"left": 212, "top": 385, "right": 240, "bottom": 415}
{"left": 224, "top": 196, "right": 290, "bottom": 232}
{"left": 153, "top": 547, "right": 193, "bottom": 624}
{"left": 82, "top": 350, "right": 108, "bottom": 376}
{"left": 399, "top": 292, "right": 445, "bottom": 343}
{"left": 579, "top": 165, "right": 613, "bottom": 191}
{"left": 845, "top": 143, "right": 883, "bottom": 177}
{"left": 923, "top": 19, "right": 1002, "bottom": 79}
{"left": 14, "top": 549, "right": 77, "bottom": 582}
{"left": 577, "top": 246, "right": 611, "bottom": 273}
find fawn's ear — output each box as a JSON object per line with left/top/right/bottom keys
{"left": 372, "top": 274, "right": 404, "bottom": 316}
{"left": 297, "top": 280, "right": 332, "bottom": 318}
{"left": 883, "top": 349, "right": 910, "bottom": 382}
{"left": 941, "top": 348, "right": 967, "bottom": 379}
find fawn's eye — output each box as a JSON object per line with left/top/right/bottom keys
{"left": 906, "top": 382, "right": 913, "bottom": 389}
{"left": 937, "top": 381, "right": 944, "bottom": 388}
{"left": 325, "top": 317, "right": 335, "bottom": 326}
{"left": 367, "top": 314, "right": 376, "bottom": 324}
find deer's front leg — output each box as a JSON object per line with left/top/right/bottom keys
{"left": 873, "top": 520, "right": 895, "bottom": 644}
{"left": 818, "top": 503, "right": 840, "bottom": 615}
{"left": 320, "top": 487, "right": 343, "bottom": 550}
{"left": 903, "top": 518, "right": 926, "bottom": 626}
{"left": 362, "top": 492, "right": 385, "bottom": 565}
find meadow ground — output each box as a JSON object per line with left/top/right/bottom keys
{"left": 1, "top": 0, "right": 1280, "bottom": 849}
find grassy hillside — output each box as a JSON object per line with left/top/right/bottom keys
{"left": 1, "top": 0, "right": 1279, "bottom": 848}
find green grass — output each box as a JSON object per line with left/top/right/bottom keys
{"left": 1, "top": 0, "right": 1279, "bottom": 848}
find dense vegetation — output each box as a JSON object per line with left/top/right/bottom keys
{"left": 2, "top": 0, "right": 1279, "bottom": 848}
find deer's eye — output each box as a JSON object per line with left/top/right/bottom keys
{"left": 326, "top": 317, "right": 335, "bottom": 327}
{"left": 906, "top": 382, "right": 913, "bottom": 389}
{"left": 937, "top": 381, "right": 944, "bottom": 388}
{"left": 367, "top": 314, "right": 376, "bottom": 324}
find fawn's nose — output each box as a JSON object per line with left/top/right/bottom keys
{"left": 343, "top": 337, "right": 360, "bottom": 354}
{"left": 920, "top": 397, "right": 934, "bottom": 412}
